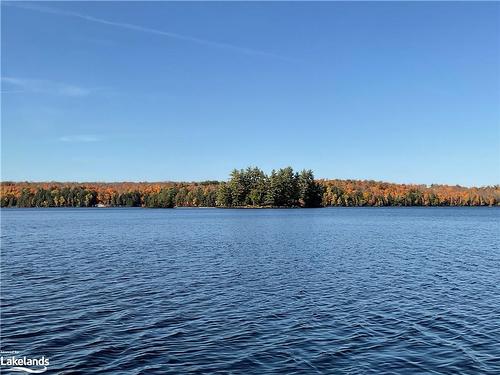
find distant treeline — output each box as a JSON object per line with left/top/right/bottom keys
{"left": 1, "top": 167, "right": 499, "bottom": 208}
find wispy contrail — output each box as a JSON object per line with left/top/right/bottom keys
{"left": 2, "top": 76, "right": 91, "bottom": 96}
{"left": 58, "top": 135, "right": 101, "bottom": 143}
{"left": 5, "top": 2, "right": 294, "bottom": 61}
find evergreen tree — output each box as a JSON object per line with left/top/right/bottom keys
{"left": 216, "top": 183, "right": 233, "bottom": 207}
{"left": 298, "top": 169, "right": 323, "bottom": 207}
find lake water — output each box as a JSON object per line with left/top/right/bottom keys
{"left": 1, "top": 208, "right": 499, "bottom": 374}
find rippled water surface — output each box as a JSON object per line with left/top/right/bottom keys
{"left": 1, "top": 208, "right": 499, "bottom": 374}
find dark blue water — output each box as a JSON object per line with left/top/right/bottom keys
{"left": 1, "top": 208, "right": 499, "bottom": 374}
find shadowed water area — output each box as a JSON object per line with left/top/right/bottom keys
{"left": 1, "top": 208, "right": 499, "bottom": 374}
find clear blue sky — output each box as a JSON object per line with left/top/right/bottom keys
{"left": 2, "top": 2, "right": 499, "bottom": 186}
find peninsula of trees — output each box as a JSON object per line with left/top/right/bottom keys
{"left": 1, "top": 167, "right": 499, "bottom": 208}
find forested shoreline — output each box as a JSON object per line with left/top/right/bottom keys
{"left": 1, "top": 167, "right": 499, "bottom": 208}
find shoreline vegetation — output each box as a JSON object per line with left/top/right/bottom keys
{"left": 1, "top": 167, "right": 499, "bottom": 208}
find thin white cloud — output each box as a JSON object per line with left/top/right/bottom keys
{"left": 2, "top": 77, "right": 91, "bottom": 97}
{"left": 58, "top": 135, "right": 101, "bottom": 143}
{"left": 6, "top": 2, "right": 294, "bottom": 61}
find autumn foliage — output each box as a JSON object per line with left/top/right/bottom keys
{"left": 1, "top": 167, "right": 498, "bottom": 208}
